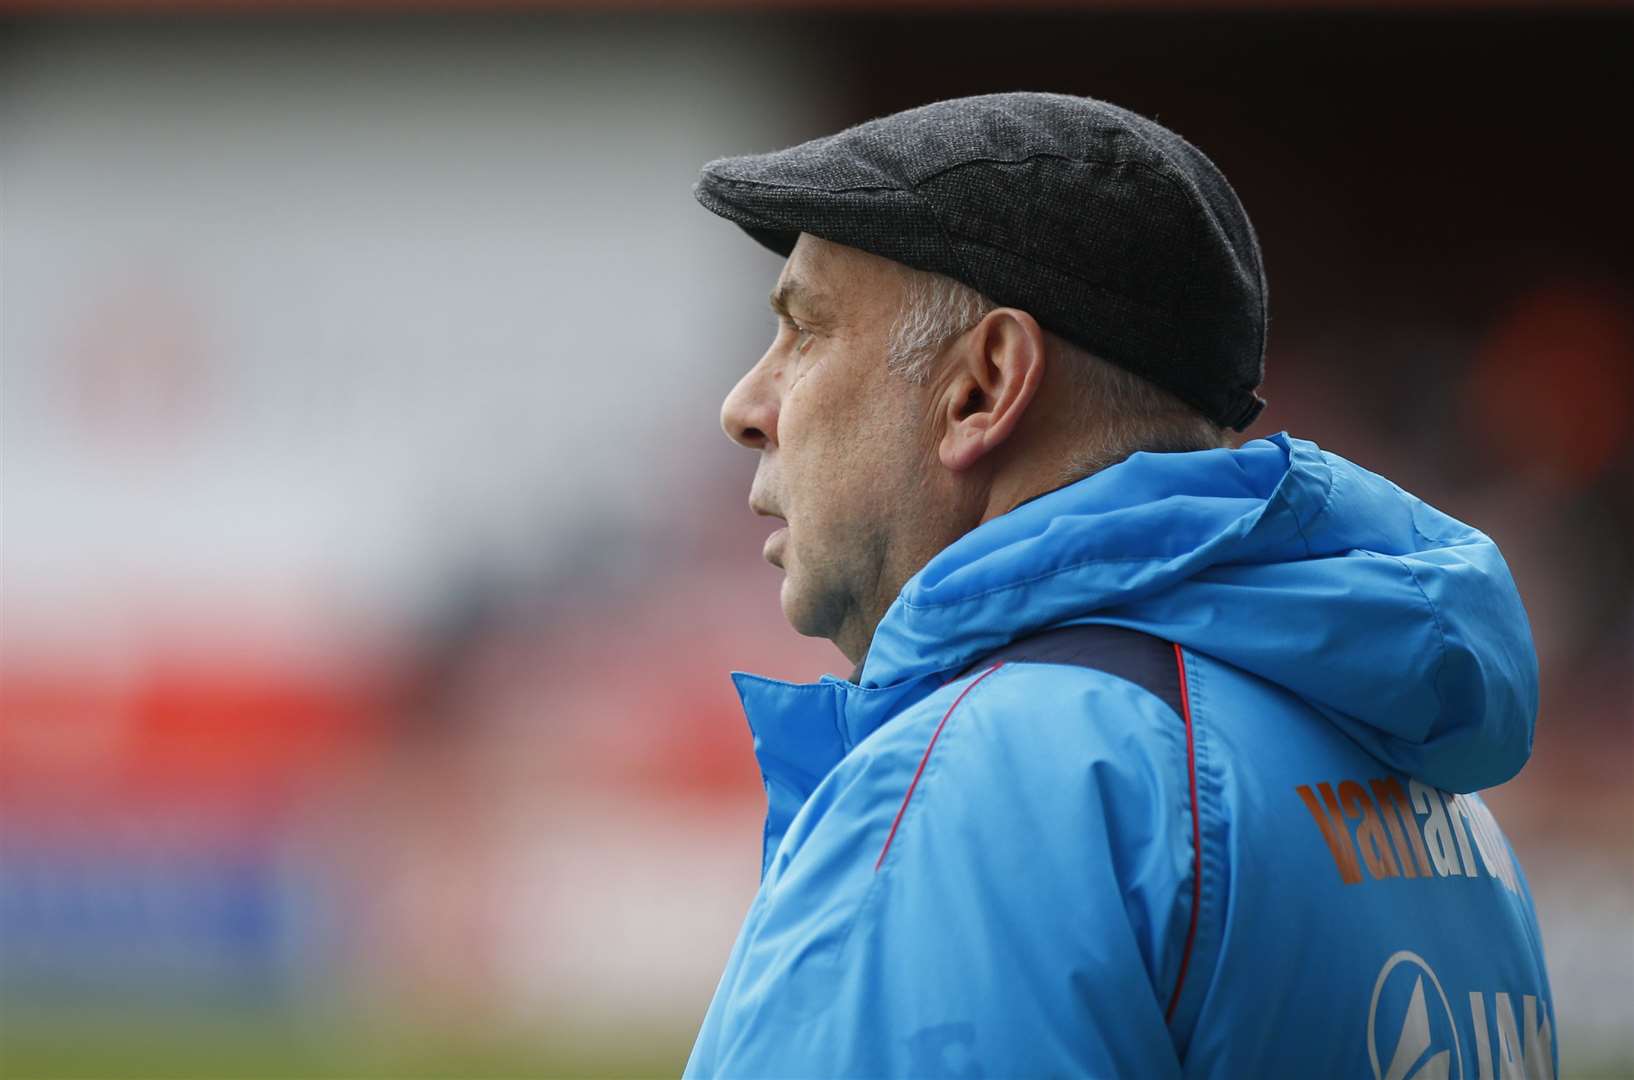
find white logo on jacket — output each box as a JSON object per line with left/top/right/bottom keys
{"left": 1368, "top": 950, "right": 1555, "bottom": 1080}
{"left": 1369, "top": 950, "right": 1463, "bottom": 1080}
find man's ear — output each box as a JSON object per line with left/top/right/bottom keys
{"left": 937, "top": 308, "right": 1048, "bottom": 473}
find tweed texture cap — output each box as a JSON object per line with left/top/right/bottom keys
{"left": 694, "top": 92, "right": 1268, "bottom": 431}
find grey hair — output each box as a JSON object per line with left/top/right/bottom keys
{"left": 885, "top": 266, "right": 996, "bottom": 383}
{"left": 884, "top": 265, "right": 1230, "bottom": 478}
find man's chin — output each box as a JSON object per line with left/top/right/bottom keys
{"left": 778, "top": 574, "right": 804, "bottom": 630}
{"left": 779, "top": 574, "right": 828, "bottom": 641}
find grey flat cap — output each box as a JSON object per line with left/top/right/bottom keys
{"left": 694, "top": 92, "right": 1267, "bottom": 431}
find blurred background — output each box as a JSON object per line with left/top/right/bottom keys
{"left": 1, "top": 3, "right": 1630, "bottom": 1077}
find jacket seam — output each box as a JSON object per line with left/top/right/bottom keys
{"left": 899, "top": 551, "right": 1205, "bottom": 610}
{"left": 873, "top": 665, "right": 1004, "bottom": 873}
{"left": 834, "top": 668, "right": 1004, "bottom": 958}
{"left": 1351, "top": 546, "right": 1452, "bottom": 727}
{"left": 1284, "top": 445, "right": 1338, "bottom": 558}
{"left": 1399, "top": 556, "right": 1453, "bottom": 734}
{"left": 1169, "top": 649, "right": 1226, "bottom": 1053}
{"left": 1165, "top": 643, "right": 1203, "bottom": 1025}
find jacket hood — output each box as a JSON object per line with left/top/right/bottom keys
{"left": 860, "top": 433, "right": 1539, "bottom": 793}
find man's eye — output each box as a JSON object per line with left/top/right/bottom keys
{"left": 781, "top": 317, "right": 816, "bottom": 354}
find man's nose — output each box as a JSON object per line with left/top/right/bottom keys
{"left": 721, "top": 357, "right": 779, "bottom": 451}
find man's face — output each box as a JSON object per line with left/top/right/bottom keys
{"left": 720, "top": 234, "right": 944, "bottom": 663}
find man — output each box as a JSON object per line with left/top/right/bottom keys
{"left": 686, "top": 93, "right": 1555, "bottom": 1078}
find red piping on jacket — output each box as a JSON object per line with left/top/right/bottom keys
{"left": 874, "top": 662, "right": 1004, "bottom": 872}
{"left": 1165, "top": 642, "right": 1202, "bottom": 1023}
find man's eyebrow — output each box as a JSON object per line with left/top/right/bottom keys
{"left": 768, "top": 278, "right": 832, "bottom": 321}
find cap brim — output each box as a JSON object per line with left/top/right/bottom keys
{"left": 693, "top": 174, "right": 800, "bottom": 258}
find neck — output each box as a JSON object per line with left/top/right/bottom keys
{"left": 837, "top": 463, "right": 1074, "bottom": 669}
{"left": 977, "top": 457, "right": 1080, "bottom": 525}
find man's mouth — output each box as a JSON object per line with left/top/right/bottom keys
{"left": 763, "top": 524, "right": 789, "bottom": 568}
{"left": 750, "top": 496, "right": 787, "bottom": 566}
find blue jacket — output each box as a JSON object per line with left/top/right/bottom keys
{"left": 685, "top": 435, "right": 1556, "bottom": 1079}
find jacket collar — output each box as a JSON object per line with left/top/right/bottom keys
{"left": 731, "top": 669, "right": 945, "bottom": 879}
